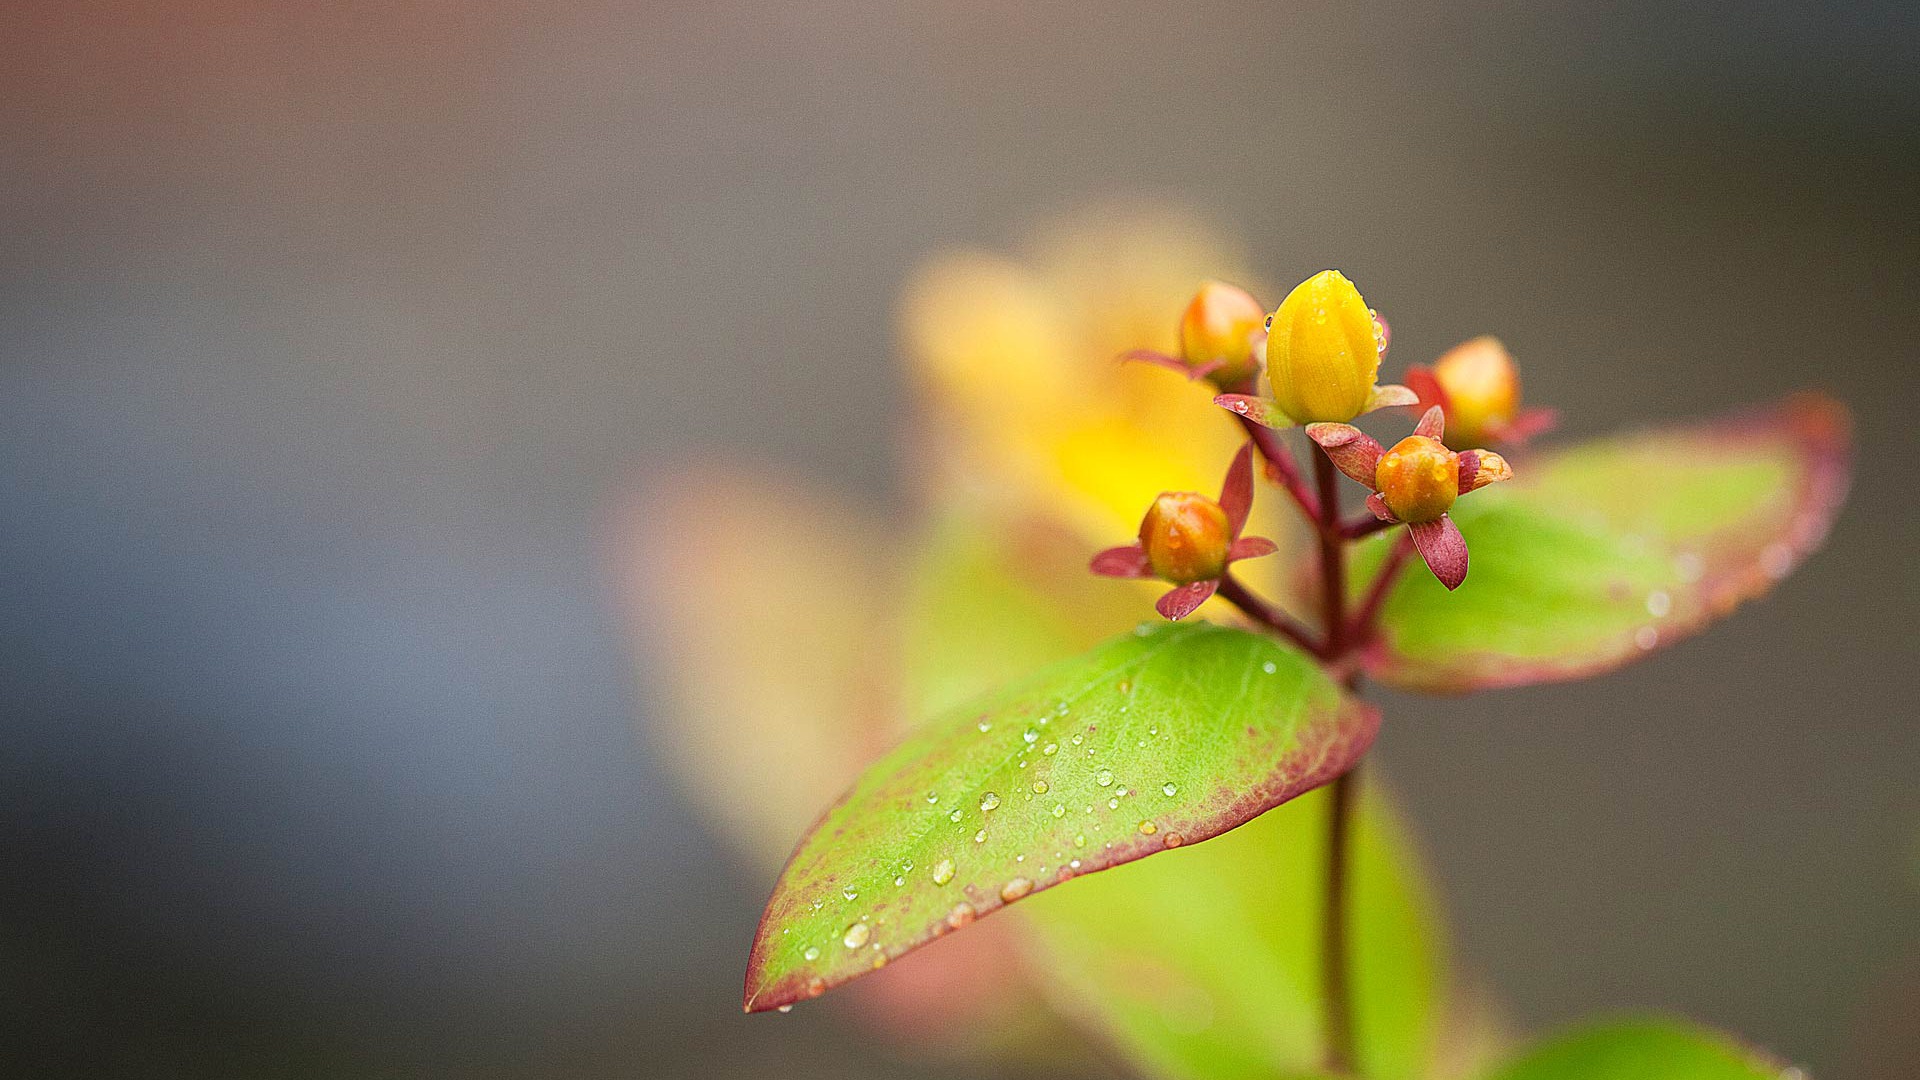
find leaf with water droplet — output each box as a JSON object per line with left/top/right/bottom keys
{"left": 742, "top": 621, "right": 1376, "bottom": 1013}
{"left": 1343, "top": 394, "right": 1850, "bottom": 692}
{"left": 1481, "top": 1018, "right": 1791, "bottom": 1080}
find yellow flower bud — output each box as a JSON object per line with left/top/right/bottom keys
{"left": 1374, "top": 435, "right": 1458, "bottom": 524}
{"left": 1178, "top": 280, "right": 1264, "bottom": 386}
{"left": 1432, "top": 336, "right": 1520, "bottom": 448}
{"left": 1138, "top": 492, "right": 1231, "bottom": 584}
{"left": 1264, "top": 270, "right": 1381, "bottom": 424}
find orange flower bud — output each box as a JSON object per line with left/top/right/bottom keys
{"left": 1138, "top": 492, "right": 1231, "bottom": 584}
{"left": 1432, "top": 336, "right": 1520, "bottom": 448}
{"left": 1264, "top": 270, "right": 1382, "bottom": 424}
{"left": 1374, "top": 435, "right": 1458, "bottom": 524}
{"left": 1178, "top": 280, "right": 1265, "bottom": 386}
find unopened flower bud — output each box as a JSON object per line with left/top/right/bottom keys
{"left": 1374, "top": 435, "right": 1458, "bottom": 524}
{"left": 1178, "top": 280, "right": 1265, "bottom": 386}
{"left": 1138, "top": 492, "right": 1231, "bottom": 584}
{"left": 1264, "top": 270, "right": 1382, "bottom": 424}
{"left": 1432, "top": 336, "right": 1520, "bottom": 447}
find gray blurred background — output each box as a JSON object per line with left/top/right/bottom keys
{"left": 3, "top": 1, "right": 1916, "bottom": 1077}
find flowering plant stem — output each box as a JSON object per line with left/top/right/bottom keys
{"left": 1212, "top": 436, "right": 1423, "bottom": 1075}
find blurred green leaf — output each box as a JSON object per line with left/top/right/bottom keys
{"left": 743, "top": 621, "right": 1377, "bottom": 1012}
{"left": 1017, "top": 783, "right": 1448, "bottom": 1080}
{"left": 1480, "top": 1018, "right": 1791, "bottom": 1080}
{"left": 1353, "top": 394, "right": 1850, "bottom": 692}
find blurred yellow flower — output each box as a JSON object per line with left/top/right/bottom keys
{"left": 898, "top": 205, "right": 1301, "bottom": 609}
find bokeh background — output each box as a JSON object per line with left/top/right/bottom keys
{"left": 3, "top": 1, "right": 1917, "bottom": 1077}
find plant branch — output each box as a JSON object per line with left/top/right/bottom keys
{"left": 1309, "top": 446, "right": 1358, "bottom": 1075}
{"left": 1349, "top": 531, "right": 1415, "bottom": 645}
{"left": 1216, "top": 574, "right": 1324, "bottom": 659}
{"left": 1312, "top": 451, "right": 1347, "bottom": 656}
{"left": 1235, "top": 415, "right": 1320, "bottom": 521}
{"left": 1321, "top": 764, "right": 1359, "bottom": 1077}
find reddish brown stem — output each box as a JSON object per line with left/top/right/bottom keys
{"left": 1313, "top": 451, "right": 1347, "bottom": 656}
{"left": 1350, "top": 531, "right": 1415, "bottom": 645}
{"left": 1321, "top": 764, "right": 1359, "bottom": 1077}
{"left": 1235, "top": 415, "right": 1320, "bottom": 521}
{"left": 1217, "top": 574, "right": 1326, "bottom": 659}
{"left": 1309, "top": 446, "right": 1357, "bottom": 1074}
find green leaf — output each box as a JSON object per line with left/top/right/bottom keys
{"left": 743, "top": 621, "right": 1378, "bottom": 1012}
{"left": 1481, "top": 1018, "right": 1792, "bottom": 1080}
{"left": 1016, "top": 783, "right": 1457, "bottom": 1080}
{"left": 1353, "top": 394, "right": 1851, "bottom": 692}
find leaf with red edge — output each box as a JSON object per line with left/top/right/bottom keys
{"left": 1349, "top": 393, "right": 1851, "bottom": 693}
{"left": 743, "top": 621, "right": 1377, "bottom": 1012}
{"left": 1479, "top": 1017, "right": 1790, "bottom": 1080}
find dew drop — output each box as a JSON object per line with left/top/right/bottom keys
{"left": 1051, "top": 803, "right": 1066, "bottom": 818}
{"left": 1117, "top": 679, "right": 1131, "bottom": 694}
{"left": 893, "top": 876, "right": 905, "bottom": 887}
{"left": 1000, "top": 877, "right": 1034, "bottom": 902}
{"left": 1014, "top": 853, "right": 1025, "bottom": 863}
{"left": 1262, "top": 660, "right": 1278, "bottom": 674}
{"left": 1073, "top": 833, "right": 1087, "bottom": 847}
{"left": 806, "top": 977, "right": 826, "bottom": 998}
{"left": 1070, "top": 733, "right": 1084, "bottom": 746}
{"left": 1042, "top": 742, "right": 1058, "bottom": 756}
{"left": 777, "top": 1004, "right": 794, "bottom": 1014}
{"left": 1031, "top": 780, "right": 1049, "bottom": 794}
{"left": 946, "top": 902, "right": 976, "bottom": 929}
{"left": 979, "top": 792, "right": 1001, "bottom": 811}
{"left": 1022, "top": 729, "right": 1039, "bottom": 745}
{"left": 1646, "top": 590, "right": 1671, "bottom": 618}
{"left": 925, "top": 790, "right": 939, "bottom": 804}
{"left": 947, "top": 807, "right": 963, "bottom": 823}
{"left": 977, "top": 719, "right": 992, "bottom": 733}
{"left": 1162, "top": 782, "right": 1178, "bottom": 797}
{"left": 1634, "top": 625, "right": 1659, "bottom": 650}
{"left": 803, "top": 946, "right": 820, "bottom": 961}
{"left": 1116, "top": 786, "right": 1130, "bottom": 797}
{"left": 1108, "top": 797, "right": 1121, "bottom": 810}
{"left": 1094, "top": 769, "right": 1114, "bottom": 787}
{"left": 931, "top": 858, "right": 955, "bottom": 885}
{"left": 841, "top": 887, "right": 858, "bottom": 901}
{"left": 842, "top": 922, "right": 870, "bottom": 949}
{"left": 1138, "top": 820, "right": 1158, "bottom": 835}
{"left": 1163, "top": 833, "right": 1184, "bottom": 848}
{"left": 974, "top": 829, "right": 988, "bottom": 843}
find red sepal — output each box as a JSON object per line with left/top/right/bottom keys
{"left": 1227, "top": 536, "right": 1278, "bottom": 561}
{"left": 1413, "top": 404, "right": 1446, "bottom": 441}
{"left": 1217, "top": 444, "right": 1255, "bottom": 537}
{"left": 1404, "top": 365, "right": 1447, "bottom": 413}
{"left": 1408, "top": 516, "right": 1469, "bottom": 590}
{"left": 1120, "top": 349, "right": 1222, "bottom": 382}
{"left": 1090, "top": 545, "right": 1154, "bottom": 578}
{"left": 1155, "top": 579, "right": 1219, "bottom": 621}
{"left": 1305, "top": 423, "right": 1385, "bottom": 487}
{"left": 1366, "top": 492, "right": 1398, "bottom": 523}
